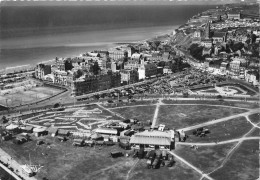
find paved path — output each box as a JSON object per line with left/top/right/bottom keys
{"left": 178, "top": 108, "right": 259, "bottom": 132}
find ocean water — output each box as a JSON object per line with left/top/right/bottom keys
{"left": 0, "top": 5, "right": 215, "bottom": 68}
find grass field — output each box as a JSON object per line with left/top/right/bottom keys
{"left": 129, "top": 158, "right": 201, "bottom": 180}
{"left": 157, "top": 105, "right": 247, "bottom": 129}
{"left": 110, "top": 105, "right": 157, "bottom": 121}
{"left": 210, "top": 140, "right": 259, "bottom": 180}
{"left": 174, "top": 143, "right": 236, "bottom": 174}
{"left": 162, "top": 99, "right": 259, "bottom": 109}
{"left": 248, "top": 113, "right": 260, "bottom": 124}
{"left": 185, "top": 117, "right": 253, "bottom": 143}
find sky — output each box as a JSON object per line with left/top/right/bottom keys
{"left": 0, "top": 0, "right": 258, "bottom": 6}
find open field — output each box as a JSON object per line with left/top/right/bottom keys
{"left": 0, "top": 136, "right": 135, "bottom": 180}
{"left": 185, "top": 117, "right": 253, "bottom": 143}
{"left": 210, "top": 140, "right": 259, "bottom": 180}
{"left": 110, "top": 105, "right": 156, "bottom": 122}
{"left": 157, "top": 105, "right": 247, "bottom": 129}
{"left": 0, "top": 86, "right": 63, "bottom": 107}
{"left": 174, "top": 143, "right": 236, "bottom": 174}
{"left": 1, "top": 100, "right": 259, "bottom": 180}
{"left": 129, "top": 158, "right": 201, "bottom": 180}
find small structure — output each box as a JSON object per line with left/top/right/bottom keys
{"left": 33, "top": 127, "right": 48, "bottom": 137}
{"left": 20, "top": 126, "right": 34, "bottom": 133}
{"left": 57, "top": 129, "right": 70, "bottom": 136}
{"left": 73, "top": 139, "right": 84, "bottom": 146}
{"left": 5, "top": 124, "right": 20, "bottom": 134}
{"left": 95, "top": 128, "right": 118, "bottom": 136}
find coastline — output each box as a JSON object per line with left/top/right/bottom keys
{"left": 0, "top": 25, "right": 177, "bottom": 71}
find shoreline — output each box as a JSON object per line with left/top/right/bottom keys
{"left": 0, "top": 25, "right": 177, "bottom": 72}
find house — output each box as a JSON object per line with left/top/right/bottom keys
{"left": 73, "top": 138, "right": 84, "bottom": 146}
{"left": 35, "top": 63, "right": 52, "bottom": 80}
{"left": 47, "top": 127, "right": 58, "bottom": 137}
{"left": 120, "top": 69, "right": 139, "bottom": 85}
{"left": 129, "top": 130, "right": 174, "bottom": 151}
{"left": 5, "top": 124, "right": 20, "bottom": 134}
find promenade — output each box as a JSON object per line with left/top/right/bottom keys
{"left": 0, "top": 147, "right": 37, "bottom": 180}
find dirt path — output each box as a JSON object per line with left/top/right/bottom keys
{"left": 178, "top": 108, "right": 259, "bottom": 132}
{"left": 151, "top": 99, "right": 162, "bottom": 128}
{"left": 168, "top": 151, "right": 213, "bottom": 180}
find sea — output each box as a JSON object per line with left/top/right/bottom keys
{"left": 0, "top": 4, "right": 215, "bottom": 178}
{"left": 0, "top": 5, "right": 216, "bottom": 69}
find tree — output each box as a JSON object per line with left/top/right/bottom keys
{"left": 65, "top": 60, "right": 73, "bottom": 71}
{"left": 74, "top": 69, "right": 84, "bottom": 79}
{"left": 189, "top": 44, "right": 204, "bottom": 62}
{"left": 93, "top": 61, "right": 100, "bottom": 75}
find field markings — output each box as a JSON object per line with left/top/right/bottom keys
{"left": 125, "top": 159, "right": 140, "bottom": 180}
{"left": 96, "top": 103, "right": 125, "bottom": 119}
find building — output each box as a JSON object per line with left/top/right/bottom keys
{"left": 202, "top": 47, "right": 212, "bottom": 56}
{"left": 204, "top": 22, "right": 211, "bottom": 39}
{"left": 120, "top": 69, "right": 139, "bottom": 85}
{"left": 227, "top": 12, "right": 241, "bottom": 20}
{"left": 71, "top": 71, "right": 121, "bottom": 96}
{"left": 35, "top": 64, "right": 51, "bottom": 80}
{"left": 220, "top": 62, "right": 228, "bottom": 74}
{"left": 193, "top": 30, "right": 202, "bottom": 38}
{"left": 229, "top": 60, "right": 240, "bottom": 76}
{"left": 212, "top": 32, "right": 227, "bottom": 44}
{"left": 201, "top": 38, "right": 213, "bottom": 48}
{"left": 95, "top": 128, "right": 118, "bottom": 135}
{"left": 129, "top": 130, "right": 174, "bottom": 151}
{"left": 138, "top": 65, "right": 146, "bottom": 80}
{"left": 53, "top": 69, "right": 68, "bottom": 86}
{"left": 245, "top": 70, "right": 259, "bottom": 86}
{"left": 144, "top": 63, "right": 158, "bottom": 78}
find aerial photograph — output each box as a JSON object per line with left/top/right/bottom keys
{"left": 0, "top": 0, "right": 259, "bottom": 179}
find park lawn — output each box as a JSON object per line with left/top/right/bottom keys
{"left": 1, "top": 136, "right": 134, "bottom": 180}
{"left": 162, "top": 99, "right": 258, "bottom": 109}
{"left": 174, "top": 143, "right": 236, "bottom": 174}
{"left": 248, "top": 113, "right": 260, "bottom": 124}
{"left": 157, "top": 105, "right": 247, "bottom": 129}
{"left": 210, "top": 140, "right": 259, "bottom": 180}
{"left": 110, "top": 105, "right": 156, "bottom": 121}
{"left": 185, "top": 117, "right": 253, "bottom": 143}
{"left": 129, "top": 158, "right": 201, "bottom": 180}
